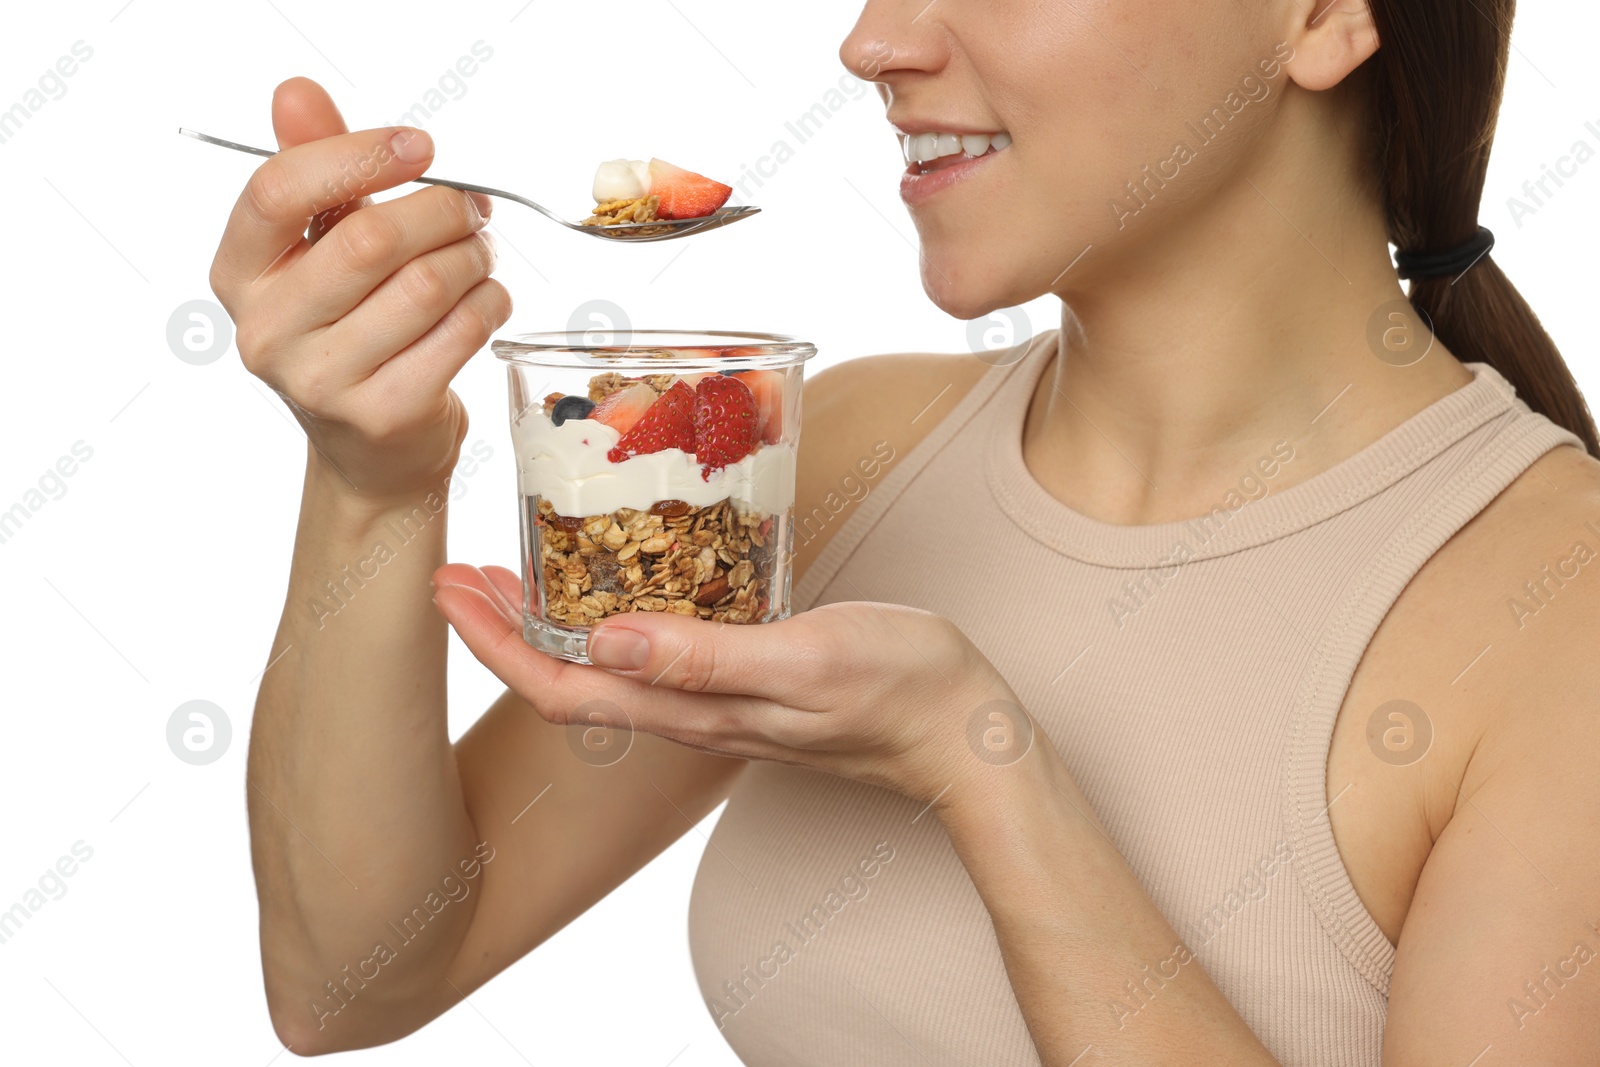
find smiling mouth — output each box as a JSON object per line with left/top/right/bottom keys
{"left": 900, "top": 131, "right": 1012, "bottom": 174}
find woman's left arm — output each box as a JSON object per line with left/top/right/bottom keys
{"left": 433, "top": 572, "right": 1600, "bottom": 1065}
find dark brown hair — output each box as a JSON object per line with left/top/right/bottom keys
{"left": 1365, "top": 0, "right": 1598, "bottom": 456}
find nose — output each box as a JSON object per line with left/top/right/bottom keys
{"left": 838, "top": 0, "right": 949, "bottom": 86}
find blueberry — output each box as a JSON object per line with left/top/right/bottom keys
{"left": 551, "top": 395, "right": 596, "bottom": 426}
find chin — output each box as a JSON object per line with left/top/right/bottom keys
{"left": 918, "top": 246, "right": 1042, "bottom": 323}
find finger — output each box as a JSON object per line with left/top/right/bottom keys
{"left": 435, "top": 584, "right": 559, "bottom": 690}
{"left": 434, "top": 564, "right": 518, "bottom": 620}
{"left": 309, "top": 222, "right": 494, "bottom": 369}
{"left": 273, "top": 76, "right": 350, "bottom": 147}
{"left": 280, "top": 185, "right": 490, "bottom": 329}
{"left": 211, "top": 123, "right": 436, "bottom": 293}
{"left": 360, "top": 276, "right": 512, "bottom": 402}
{"left": 482, "top": 565, "right": 524, "bottom": 611}
{"left": 585, "top": 610, "right": 840, "bottom": 700}
{"left": 433, "top": 585, "right": 775, "bottom": 749}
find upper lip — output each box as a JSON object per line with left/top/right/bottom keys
{"left": 888, "top": 115, "right": 1007, "bottom": 136}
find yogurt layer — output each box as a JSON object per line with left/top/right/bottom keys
{"left": 514, "top": 408, "right": 795, "bottom": 517}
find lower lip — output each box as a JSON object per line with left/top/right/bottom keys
{"left": 899, "top": 147, "right": 1006, "bottom": 206}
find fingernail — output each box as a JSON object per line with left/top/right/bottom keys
{"left": 468, "top": 191, "right": 494, "bottom": 219}
{"left": 390, "top": 128, "right": 433, "bottom": 164}
{"left": 588, "top": 627, "right": 650, "bottom": 671}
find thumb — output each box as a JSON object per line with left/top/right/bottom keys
{"left": 585, "top": 610, "right": 834, "bottom": 698}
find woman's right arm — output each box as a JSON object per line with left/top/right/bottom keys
{"left": 219, "top": 80, "right": 746, "bottom": 1056}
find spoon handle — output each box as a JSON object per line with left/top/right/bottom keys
{"left": 179, "top": 128, "right": 273, "bottom": 159}
{"left": 410, "top": 176, "right": 567, "bottom": 225}
{"left": 178, "top": 127, "right": 569, "bottom": 225}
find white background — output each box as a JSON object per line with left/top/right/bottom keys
{"left": 0, "top": 2, "right": 1596, "bottom": 1065}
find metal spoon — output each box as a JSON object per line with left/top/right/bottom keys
{"left": 179, "top": 128, "right": 759, "bottom": 243}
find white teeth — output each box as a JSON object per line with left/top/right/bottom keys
{"left": 902, "top": 130, "right": 1010, "bottom": 165}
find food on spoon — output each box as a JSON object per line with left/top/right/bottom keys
{"left": 580, "top": 158, "right": 734, "bottom": 231}
{"left": 646, "top": 159, "right": 733, "bottom": 219}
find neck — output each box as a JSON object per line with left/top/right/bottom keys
{"left": 1026, "top": 87, "right": 1473, "bottom": 525}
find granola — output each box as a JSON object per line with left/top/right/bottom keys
{"left": 580, "top": 194, "right": 674, "bottom": 237}
{"left": 577, "top": 372, "right": 679, "bottom": 405}
{"left": 534, "top": 496, "right": 779, "bottom": 626}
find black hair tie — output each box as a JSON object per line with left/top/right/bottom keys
{"left": 1394, "top": 225, "right": 1495, "bottom": 281}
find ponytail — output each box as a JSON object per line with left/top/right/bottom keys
{"left": 1365, "top": 0, "right": 1599, "bottom": 456}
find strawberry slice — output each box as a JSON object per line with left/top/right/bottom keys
{"left": 648, "top": 158, "right": 733, "bottom": 220}
{"left": 591, "top": 382, "right": 658, "bottom": 434}
{"left": 693, "top": 374, "right": 758, "bottom": 475}
{"left": 733, "top": 370, "right": 786, "bottom": 445}
{"left": 607, "top": 380, "right": 695, "bottom": 462}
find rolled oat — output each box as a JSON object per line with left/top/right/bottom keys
{"left": 534, "top": 496, "right": 777, "bottom": 626}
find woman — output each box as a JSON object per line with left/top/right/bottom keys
{"left": 213, "top": 0, "right": 1600, "bottom": 1063}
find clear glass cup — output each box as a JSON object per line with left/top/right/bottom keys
{"left": 493, "top": 330, "right": 817, "bottom": 663}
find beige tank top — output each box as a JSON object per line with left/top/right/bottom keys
{"left": 686, "top": 330, "right": 1582, "bottom": 1066}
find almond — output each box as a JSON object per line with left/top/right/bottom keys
{"left": 694, "top": 576, "right": 731, "bottom": 606}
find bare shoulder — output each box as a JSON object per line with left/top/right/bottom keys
{"left": 1383, "top": 443, "right": 1600, "bottom": 775}
{"left": 1432, "top": 443, "right": 1600, "bottom": 677}
{"left": 1444, "top": 443, "right": 1600, "bottom": 741}
{"left": 792, "top": 352, "right": 992, "bottom": 580}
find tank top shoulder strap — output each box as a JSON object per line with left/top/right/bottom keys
{"left": 792, "top": 331, "right": 1056, "bottom": 612}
